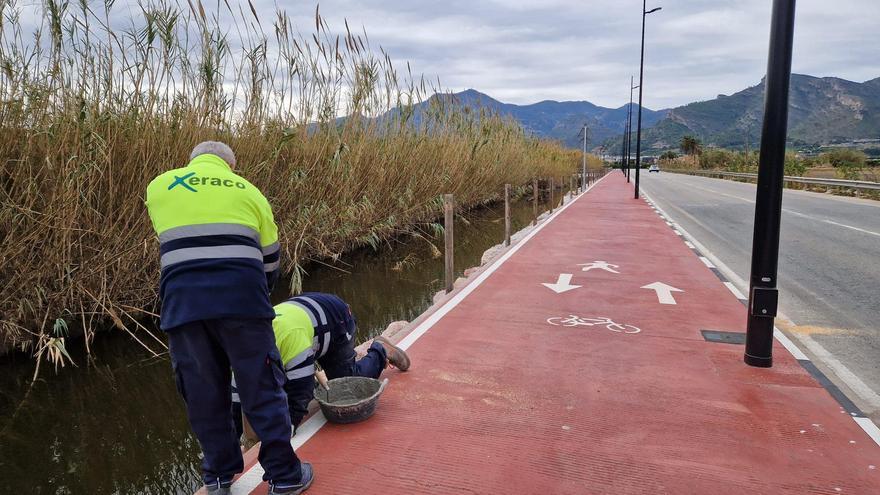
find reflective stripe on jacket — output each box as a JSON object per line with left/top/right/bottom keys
{"left": 272, "top": 301, "right": 317, "bottom": 379}
{"left": 145, "top": 153, "right": 280, "bottom": 329}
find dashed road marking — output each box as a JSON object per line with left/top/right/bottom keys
{"left": 723, "top": 281, "right": 747, "bottom": 300}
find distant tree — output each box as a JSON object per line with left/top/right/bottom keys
{"left": 659, "top": 151, "right": 678, "bottom": 161}
{"left": 680, "top": 136, "right": 702, "bottom": 167}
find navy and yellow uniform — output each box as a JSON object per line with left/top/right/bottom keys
{"left": 146, "top": 153, "right": 280, "bottom": 330}
{"left": 146, "top": 151, "right": 304, "bottom": 492}
{"left": 233, "top": 293, "right": 388, "bottom": 434}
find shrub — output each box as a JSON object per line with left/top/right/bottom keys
{"left": 820, "top": 149, "right": 867, "bottom": 180}
{"left": 784, "top": 152, "right": 807, "bottom": 176}
{"left": 822, "top": 148, "right": 868, "bottom": 168}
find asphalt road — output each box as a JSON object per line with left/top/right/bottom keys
{"left": 638, "top": 171, "right": 880, "bottom": 415}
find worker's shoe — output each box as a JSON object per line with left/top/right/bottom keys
{"left": 269, "top": 462, "right": 314, "bottom": 495}
{"left": 204, "top": 481, "right": 231, "bottom": 495}
{"left": 374, "top": 336, "right": 411, "bottom": 371}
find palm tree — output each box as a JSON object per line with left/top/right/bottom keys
{"left": 680, "top": 136, "right": 702, "bottom": 167}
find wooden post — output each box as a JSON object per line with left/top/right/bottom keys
{"left": 559, "top": 177, "right": 564, "bottom": 206}
{"left": 532, "top": 179, "right": 538, "bottom": 226}
{"left": 549, "top": 177, "right": 554, "bottom": 213}
{"left": 444, "top": 194, "right": 454, "bottom": 294}
{"left": 504, "top": 184, "right": 511, "bottom": 246}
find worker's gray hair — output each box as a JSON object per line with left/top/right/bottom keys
{"left": 190, "top": 141, "right": 236, "bottom": 167}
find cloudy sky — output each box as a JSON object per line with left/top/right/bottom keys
{"left": 267, "top": 0, "right": 879, "bottom": 110}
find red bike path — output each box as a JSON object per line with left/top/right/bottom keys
{"left": 228, "top": 174, "right": 880, "bottom": 494}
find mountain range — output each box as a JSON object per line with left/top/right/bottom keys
{"left": 421, "top": 74, "right": 880, "bottom": 154}
{"left": 415, "top": 89, "right": 668, "bottom": 149}
{"left": 636, "top": 74, "right": 880, "bottom": 152}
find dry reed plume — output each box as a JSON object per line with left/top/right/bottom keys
{"left": 0, "top": 0, "right": 590, "bottom": 361}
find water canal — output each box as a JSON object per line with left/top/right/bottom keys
{"left": 0, "top": 192, "right": 559, "bottom": 494}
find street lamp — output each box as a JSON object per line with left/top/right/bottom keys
{"left": 625, "top": 77, "right": 639, "bottom": 183}
{"left": 744, "top": 0, "right": 797, "bottom": 368}
{"left": 580, "top": 124, "right": 589, "bottom": 192}
{"left": 634, "top": 2, "right": 661, "bottom": 199}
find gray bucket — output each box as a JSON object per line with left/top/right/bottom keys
{"left": 314, "top": 376, "right": 388, "bottom": 424}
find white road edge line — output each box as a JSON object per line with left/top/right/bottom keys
{"left": 772, "top": 329, "right": 809, "bottom": 361}
{"left": 794, "top": 334, "right": 880, "bottom": 410}
{"left": 682, "top": 178, "right": 880, "bottom": 238}
{"left": 853, "top": 417, "right": 880, "bottom": 447}
{"left": 723, "top": 281, "right": 746, "bottom": 300}
{"left": 699, "top": 256, "right": 717, "bottom": 269}
{"left": 642, "top": 189, "right": 880, "bottom": 444}
{"left": 231, "top": 175, "right": 611, "bottom": 493}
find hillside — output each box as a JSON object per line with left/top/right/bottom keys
{"left": 632, "top": 74, "right": 880, "bottom": 152}
{"left": 416, "top": 89, "right": 667, "bottom": 149}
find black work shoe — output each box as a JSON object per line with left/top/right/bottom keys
{"left": 269, "top": 462, "right": 314, "bottom": 494}
{"left": 374, "top": 336, "right": 411, "bottom": 371}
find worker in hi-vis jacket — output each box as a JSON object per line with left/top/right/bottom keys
{"left": 232, "top": 292, "right": 411, "bottom": 437}
{"left": 145, "top": 141, "right": 312, "bottom": 495}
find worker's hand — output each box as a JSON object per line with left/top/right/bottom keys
{"left": 315, "top": 369, "right": 330, "bottom": 391}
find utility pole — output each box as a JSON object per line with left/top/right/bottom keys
{"left": 626, "top": 77, "right": 638, "bottom": 183}
{"left": 744, "top": 0, "right": 797, "bottom": 368}
{"left": 581, "top": 124, "right": 589, "bottom": 191}
{"left": 619, "top": 120, "right": 628, "bottom": 176}
{"left": 635, "top": 1, "right": 662, "bottom": 199}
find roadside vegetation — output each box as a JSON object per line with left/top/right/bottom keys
{"left": 0, "top": 1, "right": 586, "bottom": 362}
{"left": 659, "top": 136, "right": 876, "bottom": 181}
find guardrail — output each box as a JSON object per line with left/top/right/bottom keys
{"left": 666, "top": 169, "right": 880, "bottom": 192}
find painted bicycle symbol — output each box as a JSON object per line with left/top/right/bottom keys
{"left": 546, "top": 315, "right": 641, "bottom": 334}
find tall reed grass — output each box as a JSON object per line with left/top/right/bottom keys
{"left": 0, "top": 0, "right": 588, "bottom": 359}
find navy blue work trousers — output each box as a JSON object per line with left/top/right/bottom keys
{"left": 321, "top": 340, "right": 387, "bottom": 380}
{"left": 167, "top": 318, "right": 302, "bottom": 487}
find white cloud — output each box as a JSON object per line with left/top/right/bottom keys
{"left": 8, "top": 0, "right": 878, "bottom": 110}
{"left": 277, "top": 0, "right": 878, "bottom": 109}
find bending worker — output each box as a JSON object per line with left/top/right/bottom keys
{"left": 233, "top": 292, "right": 411, "bottom": 435}
{"left": 145, "top": 141, "right": 312, "bottom": 495}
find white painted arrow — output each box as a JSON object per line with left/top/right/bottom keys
{"left": 641, "top": 282, "right": 684, "bottom": 305}
{"left": 542, "top": 273, "right": 582, "bottom": 294}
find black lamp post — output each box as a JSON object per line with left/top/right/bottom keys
{"left": 744, "top": 0, "right": 797, "bottom": 368}
{"left": 634, "top": 2, "right": 661, "bottom": 199}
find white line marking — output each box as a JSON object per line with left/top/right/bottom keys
{"left": 853, "top": 417, "right": 880, "bottom": 447}
{"left": 821, "top": 219, "right": 880, "bottom": 238}
{"left": 684, "top": 241, "right": 696, "bottom": 249}
{"left": 682, "top": 180, "right": 880, "bottom": 238}
{"left": 231, "top": 413, "right": 328, "bottom": 494}
{"left": 398, "top": 175, "right": 606, "bottom": 351}
{"left": 724, "top": 282, "right": 747, "bottom": 300}
{"left": 674, "top": 230, "right": 683, "bottom": 236}
{"left": 665, "top": 221, "right": 673, "bottom": 226}
{"left": 793, "top": 334, "right": 880, "bottom": 409}
{"left": 231, "top": 174, "right": 611, "bottom": 493}
{"left": 773, "top": 328, "right": 809, "bottom": 360}
{"left": 699, "top": 256, "right": 716, "bottom": 269}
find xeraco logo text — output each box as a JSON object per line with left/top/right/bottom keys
{"left": 168, "top": 172, "right": 246, "bottom": 192}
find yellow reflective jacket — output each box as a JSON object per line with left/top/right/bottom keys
{"left": 145, "top": 153, "right": 280, "bottom": 329}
